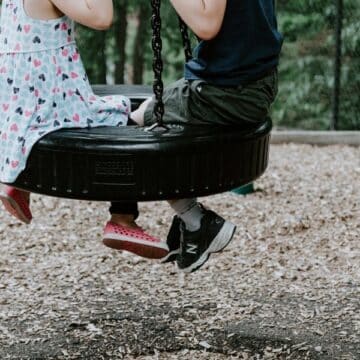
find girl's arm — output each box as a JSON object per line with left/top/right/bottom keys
{"left": 50, "top": 0, "right": 114, "bottom": 30}
{"left": 170, "top": 0, "right": 227, "bottom": 40}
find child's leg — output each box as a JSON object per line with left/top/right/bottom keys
{"left": 135, "top": 79, "right": 192, "bottom": 127}
{"left": 102, "top": 87, "right": 185, "bottom": 258}
{"left": 159, "top": 198, "right": 205, "bottom": 264}
{"left": 169, "top": 198, "right": 236, "bottom": 273}
{"left": 169, "top": 198, "right": 204, "bottom": 231}
{"left": 101, "top": 93, "right": 168, "bottom": 259}
{"left": 0, "top": 185, "right": 32, "bottom": 224}
{"left": 163, "top": 75, "right": 276, "bottom": 270}
{"left": 102, "top": 202, "right": 169, "bottom": 259}
{"left": 128, "top": 79, "right": 238, "bottom": 269}
{"left": 108, "top": 202, "right": 140, "bottom": 229}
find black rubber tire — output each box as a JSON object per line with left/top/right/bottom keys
{"left": 9, "top": 85, "right": 272, "bottom": 201}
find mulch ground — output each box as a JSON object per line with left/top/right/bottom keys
{"left": 0, "top": 144, "right": 359, "bottom": 360}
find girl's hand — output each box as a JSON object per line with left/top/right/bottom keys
{"left": 170, "top": 0, "right": 227, "bottom": 40}
{"left": 50, "top": 0, "right": 114, "bottom": 30}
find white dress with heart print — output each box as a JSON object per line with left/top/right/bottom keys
{"left": 0, "top": 0, "right": 131, "bottom": 183}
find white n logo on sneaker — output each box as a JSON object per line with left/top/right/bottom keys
{"left": 186, "top": 243, "right": 198, "bottom": 254}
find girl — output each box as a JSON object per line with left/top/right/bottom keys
{"left": 0, "top": 0, "right": 168, "bottom": 258}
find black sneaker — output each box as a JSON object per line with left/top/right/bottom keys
{"left": 160, "top": 216, "right": 181, "bottom": 263}
{"left": 177, "top": 209, "right": 236, "bottom": 273}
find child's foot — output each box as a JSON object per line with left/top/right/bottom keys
{"left": 0, "top": 186, "right": 32, "bottom": 224}
{"left": 103, "top": 222, "right": 169, "bottom": 259}
{"left": 177, "top": 208, "right": 236, "bottom": 273}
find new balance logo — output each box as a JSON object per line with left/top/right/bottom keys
{"left": 186, "top": 243, "right": 198, "bottom": 254}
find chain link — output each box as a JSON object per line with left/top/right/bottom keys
{"left": 178, "top": 16, "right": 193, "bottom": 62}
{"left": 151, "top": 0, "right": 165, "bottom": 126}
{"left": 150, "top": 1, "right": 193, "bottom": 128}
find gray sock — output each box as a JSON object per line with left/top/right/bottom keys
{"left": 170, "top": 198, "right": 204, "bottom": 232}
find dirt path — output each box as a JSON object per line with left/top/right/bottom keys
{"left": 0, "top": 144, "right": 359, "bottom": 359}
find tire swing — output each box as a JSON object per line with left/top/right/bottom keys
{"left": 8, "top": 0, "right": 272, "bottom": 202}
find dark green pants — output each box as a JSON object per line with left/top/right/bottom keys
{"left": 144, "top": 70, "right": 278, "bottom": 126}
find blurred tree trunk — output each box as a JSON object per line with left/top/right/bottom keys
{"left": 132, "top": 4, "right": 151, "bottom": 84}
{"left": 114, "top": 0, "right": 128, "bottom": 84}
{"left": 97, "top": 31, "right": 107, "bottom": 84}
{"left": 77, "top": 28, "right": 107, "bottom": 84}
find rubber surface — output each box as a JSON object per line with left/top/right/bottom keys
{"left": 8, "top": 85, "right": 272, "bottom": 201}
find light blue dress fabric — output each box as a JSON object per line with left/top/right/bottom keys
{"left": 0, "top": 0, "right": 131, "bottom": 182}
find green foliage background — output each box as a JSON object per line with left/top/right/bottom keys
{"left": 274, "top": 0, "right": 360, "bottom": 130}
{"left": 18, "top": 1, "right": 360, "bottom": 130}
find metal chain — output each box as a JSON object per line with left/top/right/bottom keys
{"left": 178, "top": 16, "right": 193, "bottom": 62}
{"left": 149, "top": 1, "right": 193, "bottom": 129}
{"left": 150, "top": 0, "right": 165, "bottom": 127}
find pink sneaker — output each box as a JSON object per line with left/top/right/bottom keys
{"left": 103, "top": 222, "right": 169, "bottom": 259}
{"left": 0, "top": 186, "right": 32, "bottom": 224}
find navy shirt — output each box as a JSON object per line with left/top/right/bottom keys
{"left": 185, "top": 0, "right": 283, "bottom": 86}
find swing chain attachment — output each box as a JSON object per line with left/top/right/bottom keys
{"left": 178, "top": 16, "right": 193, "bottom": 62}
{"left": 149, "top": 0, "right": 167, "bottom": 131}
{"left": 148, "top": 1, "right": 193, "bottom": 133}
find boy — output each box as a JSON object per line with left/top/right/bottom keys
{"left": 103, "top": 0, "right": 283, "bottom": 272}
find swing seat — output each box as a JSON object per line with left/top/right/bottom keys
{"left": 8, "top": 85, "right": 272, "bottom": 201}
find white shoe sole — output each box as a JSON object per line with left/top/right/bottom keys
{"left": 103, "top": 232, "right": 169, "bottom": 259}
{"left": 180, "top": 221, "right": 237, "bottom": 273}
{"left": 103, "top": 233, "right": 169, "bottom": 251}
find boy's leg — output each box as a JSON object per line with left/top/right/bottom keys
{"left": 170, "top": 73, "right": 276, "bottom": 270}
{"left": 102, "top": 202, "right": 169, "bottom": 259}
{"left": 131, "top": 78, "right": 192, "bottom": 126}
{"left": 137, "top": 71, "right": 278, "bottom": 129}
{"left": 131, "top": 78, "right": 241, "bottom": 270}
{"left": 169, "top": 199, "right": 204, "bottom": 231}
{"left": 160, "top": 198, "right": 204, "bottom": 263}
{"left": 112, "top": 73, "right": 275, "bottom": 267}
{"left": 169, "top": 199, "right": 236, "bottom": 273}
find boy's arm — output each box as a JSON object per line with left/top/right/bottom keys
{"left": 50, "top": 0, "right": 113, "bottom": 30}
{"left": 170, "top": 0, "right": 227, "bottom": 40}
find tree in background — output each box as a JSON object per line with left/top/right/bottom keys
{"left": 274, "top": 0, "right": 359, "bottom": 130}
{"left": 131, "top": 0, "right": 151, "bottom": 84}
{"left": 77, "top": 26, "right": 108, "bottom": 84}
{"left": 77, "top": 1, "right": 184, "bottom": 86}
{"left": 113, "top": 0, "right": 128, "bottom": 84}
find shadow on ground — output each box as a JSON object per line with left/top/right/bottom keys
{"left": 1, "top": 291, "right": 359, "bottom": 359}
